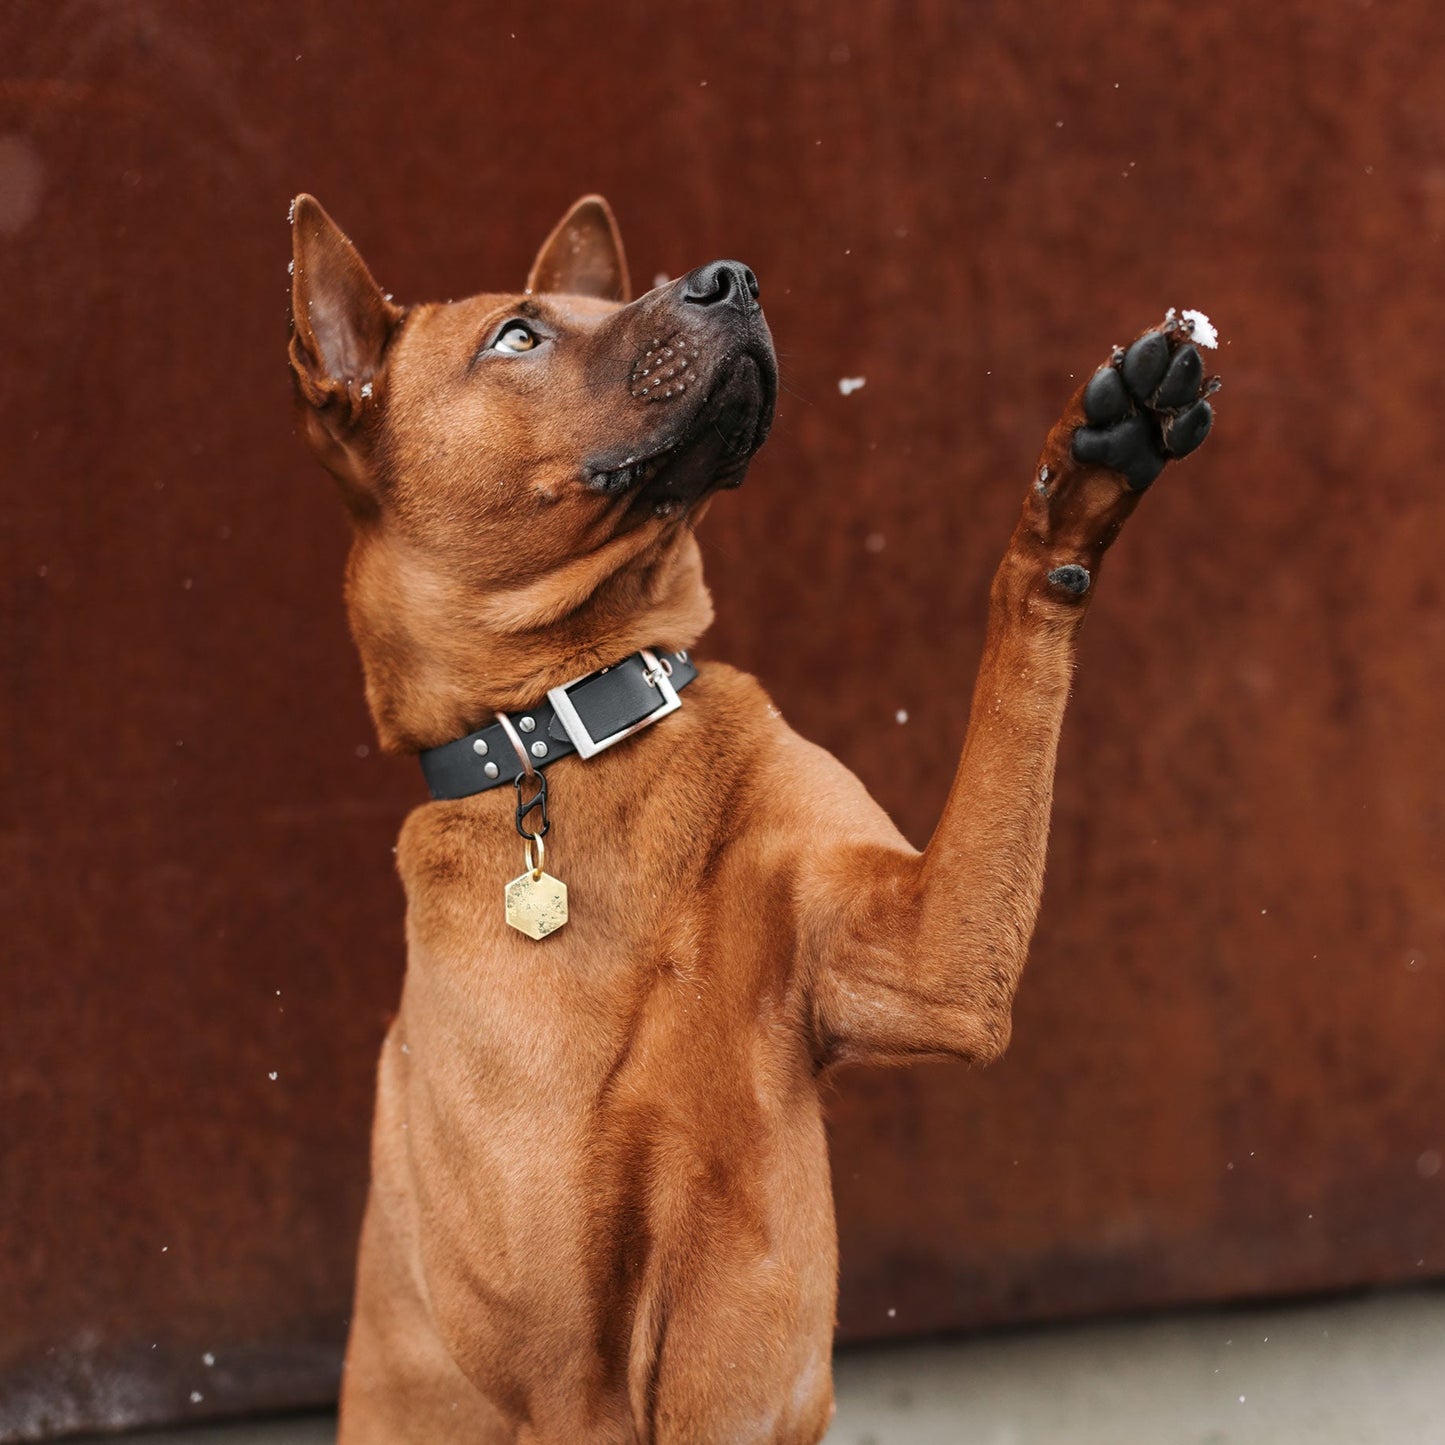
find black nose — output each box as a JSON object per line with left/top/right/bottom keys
{"left": 681, "top": 259, "right": 760, "bottom": 312}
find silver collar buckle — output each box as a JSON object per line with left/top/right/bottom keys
{"left": 547, "top": 649, "right": 681, "bottom": 760}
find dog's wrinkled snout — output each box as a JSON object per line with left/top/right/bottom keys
{"left": 681, "top": 259, "right": 760, "bottom": 313}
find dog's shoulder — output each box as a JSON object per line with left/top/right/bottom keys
{"left": 669, "top": 660, "right": 906, "bottom": 853}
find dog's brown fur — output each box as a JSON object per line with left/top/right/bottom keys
{"left": 288, "top": 194, "right": 1212, "bottom": 1444}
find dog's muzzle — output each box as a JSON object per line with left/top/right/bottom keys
{"left": 590, "top": 265, "right": 777, "bottom": 509}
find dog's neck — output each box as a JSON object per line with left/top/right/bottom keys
{"left": 344, "top": 523, "right": 715, "bottom": 754}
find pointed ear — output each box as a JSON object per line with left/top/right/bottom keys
{"left": 526, "top": 195, "right": 631, "bottom": 302}
{"left": 288, "top": 194, "right": 402, "bottom": 418}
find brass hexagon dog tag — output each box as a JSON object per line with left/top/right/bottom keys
{"left": 505, "top": 840, "right": 568, "bottom": 940}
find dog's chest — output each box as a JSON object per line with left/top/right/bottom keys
{"left": 389, "top": 675, "right": 812, "bottom": 1113}
{"left": 393, "top": 796, "right": 726, "bottom": 1087}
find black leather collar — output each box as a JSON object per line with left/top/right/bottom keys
{"left": 419, "top": 648, "right": 698, "bottom": 800}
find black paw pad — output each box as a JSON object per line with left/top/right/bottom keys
{"left": 1122, "top": 332, "right": 1170, "bottom": 397}
{"left": 1083, "top": 366, "right": 1129, "bottom": 425}
{"left": 1162, "top": 399, "right": 1213, "bottom": 458}
{"left": 1071, "top": 319, "right": 1216, "bottom": 490}
{"left": 1072, "top": 413, "right": 1167, "bottom": 491}
{"left": 1047, "top": 564, "right": 1091, "bottom": 597}
{"left": 1154, "top": 345, "right": 1203, "bottom": 409}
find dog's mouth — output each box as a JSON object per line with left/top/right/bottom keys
{"left": 587, "top": 351, "right": 776, "bottom": 514}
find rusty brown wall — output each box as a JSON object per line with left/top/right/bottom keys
{"left": 3, "top": 0, "right": 1444, "bottom": 1437}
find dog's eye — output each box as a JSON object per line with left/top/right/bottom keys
{"left": 493, "top": 322, "right": 539, "bottom": 353}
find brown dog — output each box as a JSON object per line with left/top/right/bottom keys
{"left": 287, "top": 193, "right": 1216, "bottom": 1443}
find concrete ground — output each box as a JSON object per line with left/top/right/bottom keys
{"left": 67, "top": 1286, "right": 1445, "bottom": 1445}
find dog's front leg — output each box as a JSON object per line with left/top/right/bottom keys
{"left": 803, "top": 319, "right": 1217, "bottom": 1070}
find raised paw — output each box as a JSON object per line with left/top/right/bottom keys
{"left": 1072, "top": 313, "right": 1220, "bottom": 491}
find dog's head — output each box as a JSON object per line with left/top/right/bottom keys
{"left": 288, "top": 195, "right": 777, "bottom": 749}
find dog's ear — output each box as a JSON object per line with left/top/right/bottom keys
{"left": 289, "top": 195, "right": 402, "bottom": 504}
{"left": 526, "top": 195, "right": 631, "bottom": 303}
